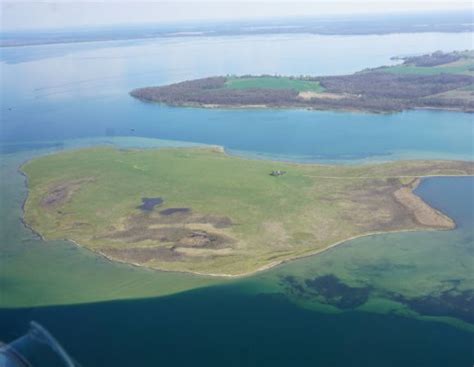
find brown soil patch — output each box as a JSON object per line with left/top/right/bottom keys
{"left": 41, "top": 177, "right": 94, "bottom": 208}
{"left": 103, "top": 246, "right": 182, "bottom": 263}
{"left": 100, "top": 207, "right": 236, "bottom": 264}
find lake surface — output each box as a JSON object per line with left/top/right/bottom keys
{"left": 0, "top": 31, "right": 473, "bottom": 366}
{"left": 1, "top": 32, "right": 473, "bottom": 162}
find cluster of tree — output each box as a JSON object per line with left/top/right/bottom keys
{"left": 417, "top": 96, "right": 474, "bottom": 111}
{"left": 131, "top": 77, "right": 299, "bottom": 106}
{"left": 315, "top": 72, "right": 473, "bottom": 99}
{"left": 400, "top": 50, "right": 462, "bottom": 67}
{"left": 303, "top": 95, "right": 474, "bottom": 113}
{"left": 308, "top": 71, "right": 473, "bottom": 112}
{"left": 300, "top": 97, "right": 403, "bottom": 113}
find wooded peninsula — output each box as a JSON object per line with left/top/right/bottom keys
{"left": 131, "top": 50, "right": 474, "bottom": 113}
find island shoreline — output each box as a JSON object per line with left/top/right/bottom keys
{"left": 18, "top": 147, "right": 472, "bottom": 278}
{"left": 133, "top": 98, "right": 474, "bottom": 115}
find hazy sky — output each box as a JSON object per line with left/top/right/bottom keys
{"left": 1, "top": 1, "right": 472, "bottom": 31}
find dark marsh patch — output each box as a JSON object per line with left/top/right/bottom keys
{"left": 101, "top": 208, "right": 235, "bottom": 264}
{"left": 106, "top": 224, "right": 233, "bottom": 249}
{"left": 280, "top": 274, "right": 370, "bottom": 309}
{"left": 281, "top": 275, "right": 306, "bottom": 294}
{"left": 42, "top": 186, "right": 69, "bottom": 207}
{"left": 390, "top": 289, "right": 474, "bottom": 324}
{"left": 137, "top": 197, "right": 163, "bottom": 211}
{"left": 281, "top": 274, "right": 474, "bottom": 324}
{"left": 343, "top": 179, "right": 418, "bottom": 232}
{"left": 129, "top": 208, "right": 233, "bottom": 229}
{"left": 354, "top": 260, "right": 415, "bottom": 276}
{"left": 41, "top": 177, "right": 94, "bottom": 208}
{"left": 160, "top": 208, "right": 191, "bottom": 216}
{"left": 304, "top": 275, "right": 371, "bottom": 309}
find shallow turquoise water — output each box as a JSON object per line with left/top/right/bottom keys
{"left": 0, "top": 32, "right": 473, "bottom": 366}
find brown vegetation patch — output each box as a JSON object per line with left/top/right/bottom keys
{"left": 393, "top": 180, "right": 454, "bottom": 229}
{"left": 103, "top": 246, "right": 183, "bottom": 263}
{"left": 193, "top": 214, "right": 233, "bottom": 228}
{"left": 343, "top": 179, "right": 413, "bottom": 231}
{"left": 101, "top": 207, "right": 236, "bottom": 263}
{"left": 177, "top": 230, "right": 231, "bottom": 248}
{"left": 346, "top": 177, "right": 454, "bottom": 231}
{"left": 107, "top": 225, "right": 234, "bottom": 249}
{"left": 128, "top": 208, "right": 233, "bottom": 228}
{"left": 41, "top": 177, "right": 94, "bottom": 208}
{"left": 159, "top": 207, "right": 191, "bottom": 216}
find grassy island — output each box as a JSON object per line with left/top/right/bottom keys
{"left": 131, "top": 50, "right": 474, "bottom": 113}
{"left": 22, "top": 147, "right": 473, "bottom": 276}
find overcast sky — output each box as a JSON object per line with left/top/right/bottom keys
{"left": 1, "top": 1, "right": 472, "bottom": 31}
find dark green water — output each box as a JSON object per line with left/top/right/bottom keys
{"left": 1, "top": 285, "right": 473, "bottom": 367}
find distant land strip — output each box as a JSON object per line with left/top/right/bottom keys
{"left": 1, "top": 12, "right": 472, "bottom": 47}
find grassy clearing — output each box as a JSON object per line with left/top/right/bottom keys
{"left": 22, "top": 147, "right": 473, "bottom": 276}
{"left": 383, "top": 58, "right": 474, "bottom": 76}
{"left": 226, "top": 76, "right": 325, "bottom": 92}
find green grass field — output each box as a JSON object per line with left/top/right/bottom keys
{"left": 383, "top": 57, "right": 474, "bottom": 76}
{"left": 226, "top": 76, "right": 325, "bottom": 92}
{"left": 22, "top": 147, "right": 473, "bottom": 276}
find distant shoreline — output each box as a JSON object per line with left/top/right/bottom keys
{"left": 2, "top": 11, "right": 472, "bottom": 48}
{"left": 136, "top": 100, "right": 474, "bottom": 115}
{"left": 3, "top": 29, "right": 473, "bottom": 49}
